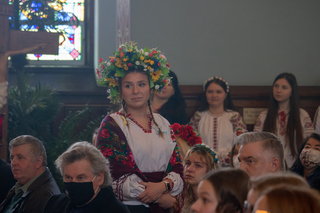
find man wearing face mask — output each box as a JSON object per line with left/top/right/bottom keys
{"left": 291, "top": 133, "right": 320, "bottom": 192}
{"left": 43, "top": 142, "right": 130, "bottom": 213}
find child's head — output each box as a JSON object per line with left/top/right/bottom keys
{"left": 184, "top": 144, "right": 219, "bottom": 187}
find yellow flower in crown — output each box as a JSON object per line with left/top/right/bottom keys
{"left": 105, "top": 78, "right": 118, "bottom": 87}
{"left": 150, "top": 70, "right": 161, "bottom": 82}
{"left": 115, "top": 58, "right": 123, "bottom": 68}
{"left": 150, "top": 60, "right": 154, "bottom": 65}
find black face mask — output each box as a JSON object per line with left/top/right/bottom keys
{"left": 64, "top": 176, "right": 97, "bottom": 206}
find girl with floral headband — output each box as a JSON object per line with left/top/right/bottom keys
{"left": 189, "top": 76, "right": 247, "bottom": 167}
{"left": 181, "top": 144, "right": 219, "bottom": 213}
{"left": 96, "top": 42, "right": 183, "bottom": 213}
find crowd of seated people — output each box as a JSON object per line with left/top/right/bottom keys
{"left": 1, "top": 42, "right": 320, "bottom": 213}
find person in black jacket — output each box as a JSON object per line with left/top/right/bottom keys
{"left": 0, "top": 159, "right": 16, "bottom": 203}
{"left": 291, "top": 133, "right": 320, "bottom": 192}
{"left": 0, "top": 135, "right": 60, "bottom": 213}
{"left": 152, "top": 70, "right": 188, "bottom": 124}
{"left": 43, "top": 142, "right": 130, "bottom": 213}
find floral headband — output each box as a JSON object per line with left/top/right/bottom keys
{"left": 96, "top": 41, "right": 171, "bottom": 103}
{"left": 171, "top": 123, "right": 202, "bottom": 147}
{"left": 193, "top": 144, "right": 219, "bottom": 163}
{"left": 203, "top": 76, "right": 229, "bottom": 93}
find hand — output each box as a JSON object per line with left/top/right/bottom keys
{"left": 137, "top": 181, "right": 166, "bottom": 203}
{"left": 157, "top": 193, "right": 176, "bottom": 209}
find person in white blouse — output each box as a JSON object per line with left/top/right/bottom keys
{"left": 314, "top": 106, "right": 320, "bottom": 135}
{"left": 254, "top": 73, "right": 314, "bottom": 168}
{"left": 96, "top": 42, "right": 184, "bottom": 213}
{"left": 189, "top": 76, "right": 248, "bottom": 167}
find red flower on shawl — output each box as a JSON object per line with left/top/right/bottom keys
{"left": 101, "top": 147, "right": 113, "bottom": 158}
{"left": 101, "top": 129, "right": 110, "bottom": 139}
{"left": 169, "top": 151, "right": 177, "bottom": 166}
{"left": 125, "top": 151, "right": 135, "bottom": 168}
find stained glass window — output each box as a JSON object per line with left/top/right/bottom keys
{"left": 9, "top": 0, "right": 85, "bottom": 64}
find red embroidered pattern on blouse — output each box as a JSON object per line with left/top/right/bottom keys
{"left": 213, "top": 117, "right": 218, "bottom": 150}
{"left": 116, "top": 112, "right": 153, "bottom": 133}
{"left": 279, "top": 111, "right": 286, "bottom": 136}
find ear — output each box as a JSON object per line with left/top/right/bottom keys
{"left": 97, "top": 171, "right": 104, "bottom": 186}
{"left": 35, "top": 156, "right": 43, "bottom": 169}
{"left": 270, "top": 157, "right": 280, "bottom": 172}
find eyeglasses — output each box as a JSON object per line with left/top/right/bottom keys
{"left": 244, "top": 200, "right": 253, "bottom": 213}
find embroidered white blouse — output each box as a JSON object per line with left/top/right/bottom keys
{"left": 314, "top": 106, "right": 320, "bottom": 135}
{"left": 189, "top": 110, "right": 248, "bottom": 167}
{"left": 110, "top": 112, "right": 183, "bottom": 206}
{"left": 253, "top": 109, "right": 314, "bottom": 168}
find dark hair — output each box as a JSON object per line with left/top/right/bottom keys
{"left": 198, "top": 77, "right": 236, "bottom": 112}
{"left": 291, "top": 133, "right": 320, "bottom": 176}
{"left": 11, "top": 54, "right": 28, "bottom": 70}
{"left": 157, "top": 70, "right": 188, "bottom": 124}
{"left": 263, "top": 73, "right": 303, "bottom": 158}
{"left": 229, "top": 143, "right": 240, "bottom": 168}
{"left": 203, "top": 169, "right": 250, "bottom": 213}
{"left": 118, "top": 68, "right": 164, "bottom": 138}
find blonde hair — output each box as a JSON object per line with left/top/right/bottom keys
{"left": 182, "top": 145, "right": 220, "bottom": 212}
{"left": 260, "top": 185, "right": 320, "bottom": 213}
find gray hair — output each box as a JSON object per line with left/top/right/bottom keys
{"left": 9, "top": 135, "right": 47, "bottom": 167}
{"left": 236, "top": 132, "right": 285, "bottom": 171}
{"left": 55, "top": 141, "right": 112, "bottom": 187}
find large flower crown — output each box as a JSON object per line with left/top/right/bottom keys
{"left": 171, "top": 123, "right": 202, "bottom": 147}
{"left": 96, "top": 41, "right": 171, "bottom": 103}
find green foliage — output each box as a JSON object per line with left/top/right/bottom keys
{"left": 8, "top": 72, "right": 61, "bottom": 143}
{"left": 8, "top": 69, "right": 105, "bottom": 189}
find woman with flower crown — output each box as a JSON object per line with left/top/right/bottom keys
{"left": 95, "top": 42, "right": 184, "bottom": 213}
{"left": 189, "top": 77, "right": 247, "bottom": 167}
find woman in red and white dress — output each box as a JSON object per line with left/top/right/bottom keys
{"left": 254, "top": 73, "right": 314, "bottom": 168}
{"left": 189, "top": 77, "right": 247, "bottom": 167}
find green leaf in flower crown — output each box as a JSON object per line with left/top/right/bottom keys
{"left": 149, "top": 75, "right": 154, "bottom": 88}
{"left": 161, "top": 68, "right": 169, "bottom": 78}
{"left": 110, "top": 87, "right": 119, "bottom": 98}
{"left": 144, "top": 47, "right": 151, "bottom": 54}
{"left": 116, "top": 68, "right": 125, "bottom": 77}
